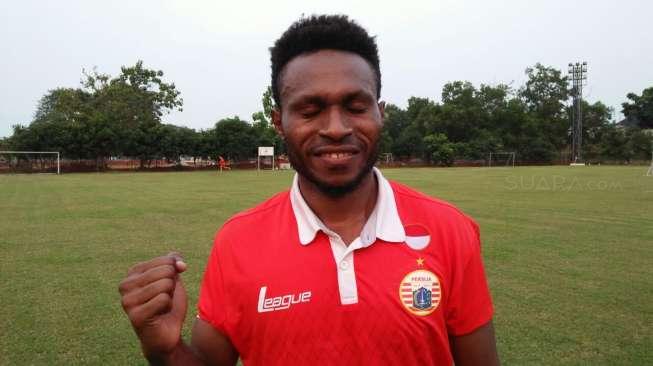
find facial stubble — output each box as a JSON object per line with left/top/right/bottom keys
{"left": 286, "top": 137, "right": 380, "bottom": 198}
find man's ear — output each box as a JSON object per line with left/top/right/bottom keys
{"left": 378, "top": 101, "right": 386, "bottom": 122}
{"left": 271, "top": 108, "right": 285, "bottom": 139}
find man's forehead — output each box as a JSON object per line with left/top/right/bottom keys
{"left": 279, "top": 50, "right": 377, "bottom": 103}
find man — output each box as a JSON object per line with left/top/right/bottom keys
{"left": 119, "top": 15, "right": 499, "bottom": 365}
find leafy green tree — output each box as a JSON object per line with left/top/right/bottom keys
{"left": 581, "top": 101, "right": 613, "bottom": 160}
{"left": 423, "top": 133, "right": 454, "bottom": 166}
{"left": 83, "top": 61, "right": 183, "bottom": 167}
{"left": 381, "top": 103, "right": 409, "bottom": 155}
{"left": 252, "top": 86, "right": 284, "bottom": 155}
{"left": 392, "top": 125, "right": 424, "bottom": 159}
{"left": 626, "top": 128, "right": 653, "bottom": 160}
{"left": 622, "top": 87, "right": 653, "bottom": 129}
{"left": 520, "top": 63, "right": 569, "bottom": 120}
{"left": 157, "top": 124, "right": 199, "bottom": 166}
{"left": 208, "top": 117, "right": 258, "bottom": 161}
{"left": 0, "top": 136, "right": 10, "bottom": 150}
{"left": 27, "top": 88, "right": 92, "bottom": 159}
{"left": 599, "top": 125, "right": 633, "bottom": 162}
{"left": 437, "top": 82, "right": 484, "bottom": 143}
{"left": 519, "top": 63, "right": 570, "bottom": 152}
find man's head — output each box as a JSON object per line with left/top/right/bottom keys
{"left": 270, "top": 15, "right": 381, "bottom": 107}
{"left": 270, "top": 15, "right": 384, "bottom": 197}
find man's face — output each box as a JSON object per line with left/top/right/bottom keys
{"left": 272, "top": 50, "right": 384, "bottom": 197}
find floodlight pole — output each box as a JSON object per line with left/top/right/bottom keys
{"left": 568, "top": 62, "right": 587, "bottom": 163}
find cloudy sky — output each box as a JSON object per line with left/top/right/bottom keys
{"left": 1, "top": 0, "right": 651, "bottom": 138}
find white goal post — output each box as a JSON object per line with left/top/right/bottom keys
{"left": 488, "top": 152, "right": 515, "bottom": 168}
{"left": 0, "top": 151, "right": 60, "bottom": 174}
{"left": 646, "top": 152, "right": 653, "bottom": 177}
{"left": 257, "top": 146, "right": 275, "bottom": 171}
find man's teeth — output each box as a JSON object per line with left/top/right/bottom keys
{"left": 323, "top": 152, "right": 352, "bottom": 159}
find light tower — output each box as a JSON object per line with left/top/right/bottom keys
{"left": 568, "top": 61, "right": 587, "bottom": 163}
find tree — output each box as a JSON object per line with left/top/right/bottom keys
{"left": 519, "top": 63, "right": 570, "bottom": 153}
{"left": 0, "top": 136, "right": 10, "bottom": 150}
{"left": 381, "top": 103, "right": 409, "bottom": 155}
{"left": 27, "top": 88, "right": 93, "bottom": 159}
{"left": 622, "top": 87, "right": 653, "bottom": 129}
{"left": 520, "top": 63, "right": 569, "bottom": 120}
{"left": 423, "top": 133, "right": 454, "bottom": 166}
{"left": 392, "top": 125, "right": 424, "bottom": 159}
{"left": 252, "top": 86, "right": 284, "bottom": 155}
{"left": 438, "top": 82, "right": 482, "bottom": 143}
{"left": 581, "top": 101, "right": 613, "bottom": 161}
{"left": 626, "top": 128, "right": 653, "bottom": 160}
{"left": 83, "top": 61, "right": 183, "bottom": 168}
{"left": 208, "top": 117, "right": 258, "bottom": 161}
{"left": 599, "top": 125, "right": 633, "bottom": 162}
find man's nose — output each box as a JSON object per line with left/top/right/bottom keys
{"left": 319, "top": 106, "right": 353, "bottom": 141}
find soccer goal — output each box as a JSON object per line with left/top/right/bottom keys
{"left": 0, "top": 151, "right": 60, "bottom": 174}
{"left": 488, "top": 152, "right": 515, "bottom": 168}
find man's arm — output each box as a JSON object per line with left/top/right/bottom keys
{"left": 118, "top": 253, "right": 238, "bottom": 366}
{"left": 145, "top": 319, "right": 238, "bottom": 366}
{"left": 449, "top": 321, "right": 500, "bottom": 366}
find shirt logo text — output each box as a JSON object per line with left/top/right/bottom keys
{"left": 257, "top": 286, "right": 311, "bottom": 313}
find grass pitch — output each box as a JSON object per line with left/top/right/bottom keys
{"left": 1, "top": 166, "right": 651, "bottom": 365}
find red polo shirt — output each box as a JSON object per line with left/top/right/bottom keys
{"left": 198, "top": 170, "right": 493, "bottom": 365}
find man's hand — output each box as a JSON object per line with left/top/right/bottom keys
{"left": 119, "top": 253, "right": 188, "bottom": 359}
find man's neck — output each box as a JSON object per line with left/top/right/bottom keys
{"left": 298, "top": 171, "right": 378, "bottom": 245}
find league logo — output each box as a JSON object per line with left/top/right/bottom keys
{"left": 399, "top": 269, "right": 441, "bottom": 316}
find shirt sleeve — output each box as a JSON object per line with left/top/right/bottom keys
{"left": 197, "top": 232, "right": 229, "bottom": 333}
{"left": 445, "top": 217, "right": 494, "bottom": 336}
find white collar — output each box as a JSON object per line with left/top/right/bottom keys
{"left": 290, "top": 167, "right": 406, "bottom": 246}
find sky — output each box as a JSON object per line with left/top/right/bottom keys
{"left": 1, "top": 0, "right": 652, "bottom": 138}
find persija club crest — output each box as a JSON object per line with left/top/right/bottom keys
{"left": 400, "top": 269, "right": 441, "bottom": 316}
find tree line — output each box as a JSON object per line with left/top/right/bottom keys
{"left": 1, "top": 61, "right": 651, "bottom": 169}
{"left": 380, "top": 64, "right": 652, "bottom": 165}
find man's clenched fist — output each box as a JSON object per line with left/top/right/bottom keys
{"left": 118, "top": 253, "right": 188, "bottom": 359}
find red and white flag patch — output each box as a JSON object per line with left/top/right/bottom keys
{"left": 404, "top": 224, "right": 431, "bottom": 250}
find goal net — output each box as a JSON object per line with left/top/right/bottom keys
{"left": 382, "top": 153, "right": 394, "bottom": 165}
{"left": 488, "top": 152, "right": 515, "bottom": 168}
{"left": 0, "top": 151, "right": 60, "bottom": 174}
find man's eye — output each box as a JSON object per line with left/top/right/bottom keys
{"left": 348, "top": 104, "right": 367, "bottom": 114}
{"left": 300, "top": 107, "right": 320, "bottom": 118}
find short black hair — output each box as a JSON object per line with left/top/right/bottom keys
{"left": 269, "top": 14, "right": 381, "bottom": 107}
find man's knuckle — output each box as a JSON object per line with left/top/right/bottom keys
{"left": 156, "top": 292, "right": 172, "bottom": 305}
{"left": 160, "top": 278, "right": 175, "bottom": 292}
{"left": 162, "top": 264, "right": 176, "bottom": 277}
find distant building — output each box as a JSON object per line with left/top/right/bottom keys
{"left": 616, "top": 116, "right": 641, "bottom": 129}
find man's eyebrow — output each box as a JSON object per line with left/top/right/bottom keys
{"left": 289, "top": 95, "right": 325, "bottom": 108}
{"left": 287, "top": 89, "right": 375, "bottom": 108}
{"left": 342, "top": 90, "right": 375, "bottom": 103}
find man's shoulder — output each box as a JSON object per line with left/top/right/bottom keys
{"left": 389, "top": 180, "right": 479, "bottom": 234}
{"left": 221, "top": 190, "right": 291, "bottom": 230}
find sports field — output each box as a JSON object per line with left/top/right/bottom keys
{"left": 1, "top": 166, "right": 651, "bottom": 365}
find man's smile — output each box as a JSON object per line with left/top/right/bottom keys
{"left": 312, "top": 145, "right": 361, "bottom": 166}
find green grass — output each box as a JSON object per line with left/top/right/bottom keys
{"left": 1, "top": 167, "right": 651, "bottom": 365}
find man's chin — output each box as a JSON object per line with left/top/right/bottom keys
{"left": 312, "top": 180, "right": 363, "bottom": 198}
{"left": 306, "top": 170, "right": 373, "bottom": 198}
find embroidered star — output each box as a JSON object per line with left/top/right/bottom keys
{"left": 416, "top": 257, "right": 425, "bottom": 267}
